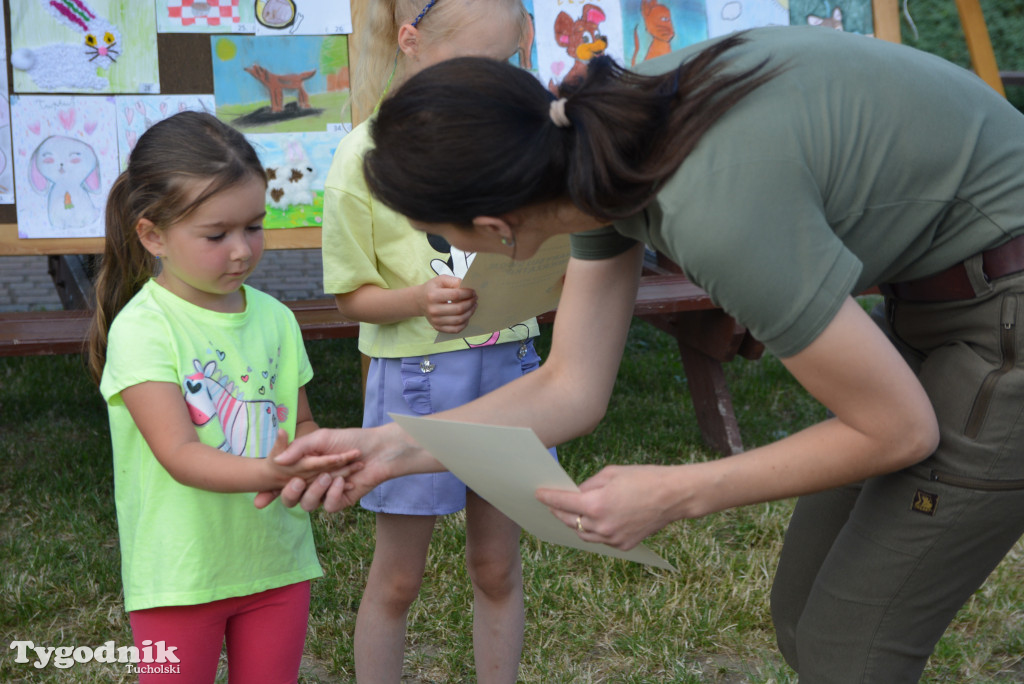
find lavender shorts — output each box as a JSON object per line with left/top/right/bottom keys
{"left": 360, "top": 339, "right": 556, "bottom": 516}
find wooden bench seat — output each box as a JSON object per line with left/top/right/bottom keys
{"left": 0, "top": 272, "right": 762, "bottom": 455}
{"left": 0, "top": 273, "right": 721, "bottom": 354}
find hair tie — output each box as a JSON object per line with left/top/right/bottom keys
{"left": 549, "top": 98, "right": 571, "bottom": 128}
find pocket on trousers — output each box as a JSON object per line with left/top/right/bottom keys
{"left": 927, "top": 468, "right": 1024, "bottom": 491}
{"left": 964, "top": 294, "right": 1017, "bottom": 439}
{"left": 399, "top": 357, "right": 433, "bottom": 415}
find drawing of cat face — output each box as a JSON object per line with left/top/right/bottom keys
{"left": 30, "top": 136, "right": 100, "bottom": 190}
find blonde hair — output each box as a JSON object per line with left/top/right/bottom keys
{"left": 352, "top": 0, "right": 531, "bottom": 123}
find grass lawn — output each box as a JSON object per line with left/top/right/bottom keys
{"left": 5, "top": 6, "right": 1024, "bottom": 682}
{"left": 2, "top": 311, "right": 1023, "bottom": 682}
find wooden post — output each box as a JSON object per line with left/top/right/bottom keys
{"left": 871, "top": 0, "right": 902, "bottom": 43}
{"left": 954, "top": 0, "right": 1006, "bottom": 96}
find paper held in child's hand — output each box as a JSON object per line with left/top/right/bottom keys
{"left": 390, "top": 413, "right": 678, "bottom": 572}
{"left": 434, "top": 234, "right": 572, "bottom": 343}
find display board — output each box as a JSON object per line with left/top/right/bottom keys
{"left": 0, "top": 0, "right": 964, "bottom": 256}
{"left": 0, "top": 0, "right": 366, "bottom": 253}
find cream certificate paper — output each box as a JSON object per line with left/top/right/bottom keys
{"left": 390, "top": 413, "right": 677, "bottom": 572}
{"left": 434, "top": 234, "right": 571, "bottom": 343}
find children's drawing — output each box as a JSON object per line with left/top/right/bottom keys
{"left": 509, "top": 0, "right": 538, "bottom": 76}
{"left": 0, "top": 98, "right": 11, "bottom": 202}
{"left": 11, "top": 95, "right": 118, "bottom": 238}
{"left": 790, "top": 0, "right": 873, "bottom": 35}
{"left": 115, "top": 95, "right": 216, "bottom": 170}
{"left": 157, "top": 0, "right": 256, "bottom": 34}
{"left": 11, "top": 0, "right": 160, "bottom": 94}
{"left": 705, "top": 0, "right": 788, "bottom": 38}
{"left": 0, "top": 11, "right": 14, "bottom": 204}
{"left": 246, "top": 130, "right": 345, "bottom": 228}
{"left": 534, "top": 1, "right": 625, "bottom": 90}
{"left": 212, "top": 35, "right": 350, "bottom": 134}
{"left": 254, "top": 0, "right": 353, "bottom": 35}
{"left": 623, "top": 0, "right": 708, "bottom": 67}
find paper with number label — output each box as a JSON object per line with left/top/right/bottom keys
{"left": 435, "top": 234, "right": 571, "bottom": 343}
{"left": 391, "top": 413, "right": 677, "bottom": 571}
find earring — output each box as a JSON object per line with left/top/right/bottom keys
{"left": 501, "top": 236, "right": 515, "bottom": 247}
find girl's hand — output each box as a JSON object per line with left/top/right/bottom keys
{"left": 535, "top": 464, "right": 697, "bottom": 550}
{"left": 253, "top": 430, "right": 362, "bottom": 507}
{"left": 271, "top": 427, "right": 399, "bottom": 512}
{"left": 420, "top": 275, "right": 476, "bottom": 333}
{"left": 271, "top": 446, "right": 394, "bottom": 512}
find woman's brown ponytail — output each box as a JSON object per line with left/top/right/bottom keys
{"left": 365, "top": 32, "right": 779, "bottom": 223}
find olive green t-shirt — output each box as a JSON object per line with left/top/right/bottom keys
{"left": 571, "top": 26, "right": 1024, "bottom": 357}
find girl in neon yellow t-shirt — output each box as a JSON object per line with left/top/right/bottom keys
{"left": 88, "top": 111, "right": 357, "bottom": 683}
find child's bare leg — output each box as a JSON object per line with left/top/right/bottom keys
{"left": 355, "top": 513, "right": 436, "bottom": 683}
{"left": 465, "top": 491, "right": 524, "bottom": 684}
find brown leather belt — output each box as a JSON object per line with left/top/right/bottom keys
{"left": 880, "top": 233, "right": 1024, "bottom": 302}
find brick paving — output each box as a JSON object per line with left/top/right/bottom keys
{"left": 246, "top": 248, "right": 330, "bottom": 302}
{"left": 0, "top": 249, "right": 329, "bottom": 314}
{"left": 0, "top": 256, "right": 63, "bottom": 313}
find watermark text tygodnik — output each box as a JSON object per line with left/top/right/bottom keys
{"left": 9, "top": 639, "right": 179, "bottom": 669}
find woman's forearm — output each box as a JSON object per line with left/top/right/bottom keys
{"left": 668, "top": 414, "right": 937, "bottom": 520}
{"left": 670, "top": 296, "right": 939, "bottom": 519}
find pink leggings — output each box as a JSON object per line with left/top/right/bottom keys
{"left": 128, "top": 581, "right": 310, "bottom": 684}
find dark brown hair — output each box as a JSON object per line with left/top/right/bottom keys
{"left": 364, "top": 33, "right": 779, "bottom": 224}
{"left": 87, "top": 111, "right": 266, "bottom": 385}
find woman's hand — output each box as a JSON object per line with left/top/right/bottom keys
{"left": 536, "top": 463, "right": 703, "bottom": 550}
{"left": 419, "top": 275, "right": 476, "bottom": 334}
{"left": 255, "top": 423, "right": 445, "bottom": 512}
{"left": 263, "top": 428, "right": 361, "bottom": 483}
{"left": 253, "top": 429, "right": 362, "bottom": 508}
{"left": 255, "top": 427, "right": 370, "bottom": 511}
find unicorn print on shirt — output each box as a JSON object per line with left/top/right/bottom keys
{"left": 183, "top": 358, "right": 288, "bottom": 458}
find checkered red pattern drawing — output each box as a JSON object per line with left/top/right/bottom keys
{"left": 165, "top": 0, "right": 240, "bottom": 27}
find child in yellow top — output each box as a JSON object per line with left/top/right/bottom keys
{"left": 320, "top": 1, "right": 546, "bottom": 681}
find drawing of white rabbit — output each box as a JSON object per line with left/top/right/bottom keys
{"left": 12, "top": 0, "right": 123, "bottom": 92}
{"left": 29, "top": 135, "right": 102, "bottom": 231}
